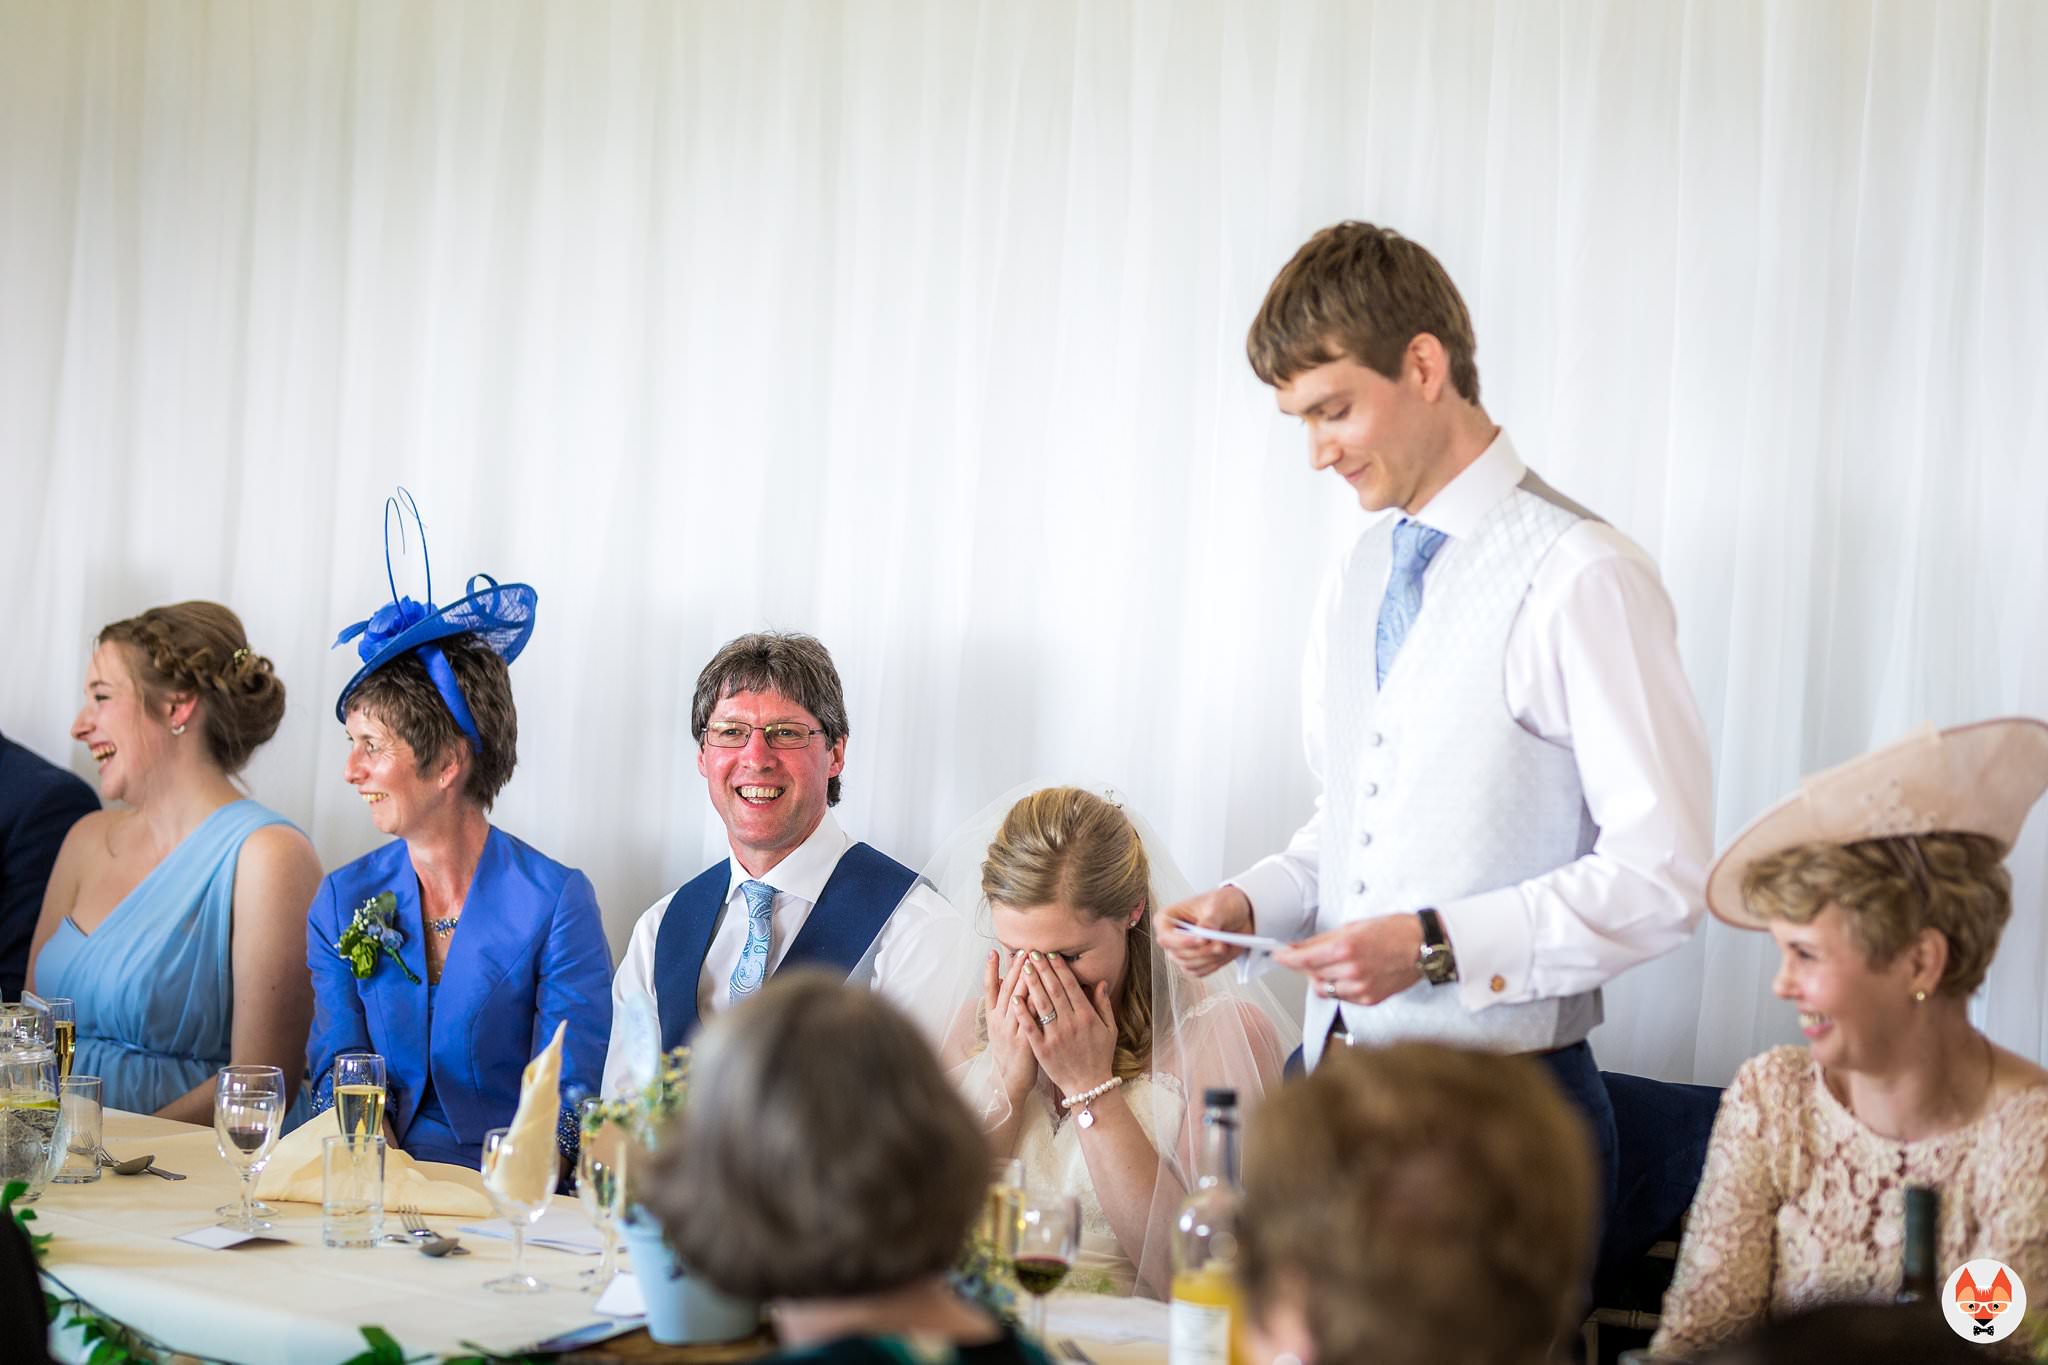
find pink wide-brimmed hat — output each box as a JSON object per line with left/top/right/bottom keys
{"left": 1706, "top": 717, "right": 2048, "bottom": 929}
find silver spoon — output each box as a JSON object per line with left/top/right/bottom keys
{"left": 417, "top": 1234, "right": 466, "bottom": 1257}
{"left": 98, "top": 1148, "right": 184, "bottom": 1180}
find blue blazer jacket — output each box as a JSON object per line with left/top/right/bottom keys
{"left": 305, "top": 828, "right": 613, "bottom": 1150}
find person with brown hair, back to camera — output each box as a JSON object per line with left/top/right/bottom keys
{"left": 645, "top": 972, "right": 1058, "bottom": 1365}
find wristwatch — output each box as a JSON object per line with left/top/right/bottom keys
{"left": 1416, "top": 908, "right": 1458, "bottom": 986}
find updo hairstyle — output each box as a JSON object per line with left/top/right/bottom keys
{"left": 97, "top": 602, "right": 285, "bottom": 775}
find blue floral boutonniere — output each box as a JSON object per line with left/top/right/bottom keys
{"left": 337, "top": 891, "right": 420, "bottom": 984}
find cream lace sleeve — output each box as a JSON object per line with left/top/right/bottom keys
{"left": 1650, "top": 1054, "right": 1783, "bottom": 1358}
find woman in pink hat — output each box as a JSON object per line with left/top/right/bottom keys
{"left": 1653, "top": 719, "right": 2048, "bottom": 1358}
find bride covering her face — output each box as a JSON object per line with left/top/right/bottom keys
{"left": 929, "top": 785, "right": 1297, "bottom": 1299}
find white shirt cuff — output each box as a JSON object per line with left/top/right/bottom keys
{"left": 1227, "top": 857, "right": 1314, "bottom": 943}
{"left": 1440, "top": 885, "right": 1535, "bottom": 1012}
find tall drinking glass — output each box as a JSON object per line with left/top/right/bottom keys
{"left": 332, "top": 1053, "right": 387, "bottom": 1140}
{"left": 481, "top": 1125, "right": 558, "bottom": 1293}
{"left": 213, "top": 1065, "right": 285, "bottom": 1231}
{"left": 1013, "top": 1191, "right": 1080, "bottom": 1340}
{"left": 53, "top": 1074, "right": 101, "bottom": 1184}
{"left": 575, "top": 1098, "right": 624, "bottom": 1289}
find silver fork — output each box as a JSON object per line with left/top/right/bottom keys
{"left": 397, "top": 1205, "right": 435, "bottom": 1240}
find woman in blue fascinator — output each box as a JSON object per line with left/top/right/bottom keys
{"left": 303, "top": 492, "right": 611, "bottom": 1166}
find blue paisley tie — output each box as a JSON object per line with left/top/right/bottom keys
{"left": 1375, "top": 518, "right": 1448, "bottom": 688}
{"left": 727, "top": 879, "right": 777, "bottom": 1001}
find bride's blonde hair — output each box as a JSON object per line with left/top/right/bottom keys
{"left": 981, "top": 787, "right": 1157, "bottom": 1081}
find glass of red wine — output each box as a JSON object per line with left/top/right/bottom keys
{"left": 213, "top": 1065, "right": 286, "bottom": 1231}
{"left": 1013, "top": 1191, "right": 1080, "bottom": 1341}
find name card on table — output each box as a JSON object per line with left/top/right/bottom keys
{"left": 592, "top": 1272, "right": 645, "bottom": 1319}
{"left": 459, "top": 1205, "right": 602, "bottom": 1255}
{"left": 173, "top": 1225, "right": 289, "bottom": 1251}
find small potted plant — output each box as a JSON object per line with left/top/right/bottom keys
{"left": 583, "top": 1046, "right": 760, "bottom": 1345}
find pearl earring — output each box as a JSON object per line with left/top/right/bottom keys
{"left": 170, "top": 722, "right": 187, "bottom": 736}
{"left": 1913, "top": 989, "right": 1927, "bottom": 1003}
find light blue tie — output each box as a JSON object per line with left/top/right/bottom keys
{"left": 727, "top": 879, "right": 776, "bottom": 1001}
{"left": 1375, "top": 518, "right": 1448, "bottom": 687}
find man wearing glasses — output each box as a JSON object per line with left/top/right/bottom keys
{"left": 602, "top": 631, "right": 957, "bottom": 1091}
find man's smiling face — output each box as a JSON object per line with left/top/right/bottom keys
{"left": 1275, "top": 352, "right": 1441, "bottom": 514}
{"left": 697, "top": 688, "right": 845, "bottom": 877}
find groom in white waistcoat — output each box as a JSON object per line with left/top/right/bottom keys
{"left": 1162, "top": 222, "right": 1713, "bottom": 1213}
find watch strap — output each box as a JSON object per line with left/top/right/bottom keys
{"left": 1417, "top": 907, "right": 1457, "bottom": 985}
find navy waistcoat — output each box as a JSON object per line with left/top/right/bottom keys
{"left": 652, "top": 842, "right": 918, "bottom": 1048}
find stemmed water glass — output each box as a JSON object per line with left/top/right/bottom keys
{"left": 575, "top": 1098, "right": 625, "bottom": 1290}
{"left": 1013, "top": 1191, "right": 1080, "bottom": 1341}
{"left": 213, "top": 1065, "right": 285, "bottom": 1231}
{"left": 481, "top": 1125, "right": 558, "bottom": 1293}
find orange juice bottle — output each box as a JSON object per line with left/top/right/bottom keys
{"left": 1170, "top": 1088, "right": 1246, "bottom": 1365}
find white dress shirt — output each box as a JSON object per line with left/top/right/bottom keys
{"left": 602, "top": 811, "right": 962, "bottom": 1094}
{"left": 1231, "top": 431, "right": 1713, "bottom": 1013}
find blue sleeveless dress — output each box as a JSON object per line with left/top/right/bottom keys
{"left": 35, "top": 799, "right": 306, "bottom": 1118}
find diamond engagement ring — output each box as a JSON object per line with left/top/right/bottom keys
{"left": 1037, "top": 1011, "right": 1057, "bottom": 1026}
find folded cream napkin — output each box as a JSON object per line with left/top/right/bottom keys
{"left": 253, "top": 1113, "right": 495, "bottom": 1218}
{"left": 484, "top": 1020, "right": 566, "bottom": 1208}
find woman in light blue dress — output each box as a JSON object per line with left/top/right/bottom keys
{"left": 29, "top": 602, "right": 323, "bottom": 1122}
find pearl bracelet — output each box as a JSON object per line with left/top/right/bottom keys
{"left": 1060, "top": 1075, "right": 1125, "bottom": 1129}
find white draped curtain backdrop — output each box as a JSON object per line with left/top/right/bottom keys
{"left": 4, "top": 0, "right": 2044, "bottom": 1086}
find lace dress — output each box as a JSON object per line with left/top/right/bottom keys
{"left": 1652, "top": 1046, "right": 2048, "bottom": 1358}
{"left": 1012, "top": 1072, "right": 1187, "bottom": 1297}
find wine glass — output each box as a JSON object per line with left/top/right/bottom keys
{"left": 213, "top": 1065, "right": 285, "bottom": 1231}
{"left": 1013, "top": 1191, "right": 1080, "bottom": 1340}
{"left": 332, "top": 1053, "right": 387, "bottom": 1140}
{"left": 575, "top": 1098, "right": 624, "bottom": 1290}
{"left": 481, "top": 1125, "right": 558, "bottom": 1293}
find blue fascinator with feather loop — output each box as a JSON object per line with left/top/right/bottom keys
{"left": 333, "top": 489, "right": 537, "bottom": 751}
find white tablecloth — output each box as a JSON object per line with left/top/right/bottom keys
{"left": 32, "top": 1111, "right": 1170, "bottom": 1364}
{"left": 34, "top": 1110, "right": 640, "bottom": 1363}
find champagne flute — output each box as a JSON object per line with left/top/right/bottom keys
{"left": 332, "top": 1053, "right": 387, "bottom": 1140}
{"left": 981, "top": 1156, "right": 1025, "bottom": 1279}
{"left": 575, "top": 1098, "right": 624, "bottom": 1290}
{"left": 213, "top": 1065, "right": 285, "bottom": 1231}
{"left": 481, "top": 1125, "right": 558, "bottom": 1293}
{"left": 47, "top": 1000, "right": 75, "bottom": 1082}
{"left": 1013, "top": 1191, "right": 1080, "bottom": 1341}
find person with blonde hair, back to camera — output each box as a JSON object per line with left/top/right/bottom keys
{"left": 1237, "top": 1040, "right": 1598, "bottom": 1365}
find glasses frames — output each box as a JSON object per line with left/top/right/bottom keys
{"left": 701, "top": 721, "right": 828, "bottom": 750}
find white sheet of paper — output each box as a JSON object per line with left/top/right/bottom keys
{"left": 460, "top": 1205, "right": 603, "bottom": 1254}
{"left": 593, "top": 1272, "right": 646, "bottom": 1318}
{"left": 174, "top": 1225, "right": 286, "bottom": 1251}
{"left": 1162, "top": 920, "right": 1288, "bottom": 954}
{"left": 1043, "top": 1292, "right": 1171, "bottom": 1344}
